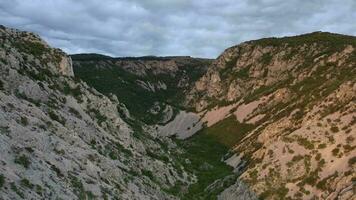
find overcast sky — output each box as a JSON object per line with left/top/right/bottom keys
{"left": 0, "top": 0, "right": 355, "bottom": 58}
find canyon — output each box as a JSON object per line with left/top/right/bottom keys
{"left": 0, "top": 26, "right": 355, "bottom": 200}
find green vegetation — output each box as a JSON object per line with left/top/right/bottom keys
{"left": 15, "top": 90, "right": 41, "bottom": 106}
{"left": 296, "top": 137, "right": 314, "bottom": 150}
{"left": 330, "top": 126, "right": 339, "bottom": 133}
{"left": 169, "top": 116, "right": 254, "bottom": 199}
{"left": 0, "top": 80, "right": 4, "bottom": 90}
{"left": 51, "top": 164, "right": 64, "bottom": 177}
{"left": 261, "top": 53, "right": 273, "bottom": 65}
{"left": 89, "top": 108, "right": 107, "bottom": 125}
{"left": 68, "top": 107, "right": 82, "bottom": 119}
{"left": 105, "top": 142, "right": 132, "bottom": 160}
{"left": 69, "top": 175, "right": 95, "bottom": 200}
{"left": 20, "top": 178, "right": 34, "bottom": 189}
{"left": 260, "top": 185, "right": 289, "bottom": 200}
{"left": 146, "top": 150, "right": 169, "bottom": 163}
{"left": 20, "top": 116, "right": 29, "bottom": 126}
{"left": 232, "top": 65, "right": 250, "bottom": 79}
{"left": 244, "top": 80, "right": 288, "bottom": 103}
{"left": 201, "top": 115, "right": 255, "bottom": 147}
{"left": 348, "top": 156, "right": 356, "bottom": 166}
{"left": 316, "top": 172, "right": 338, "bottom": 191}
{"left": 142, "top": 170, "right": 156, "bottom": 182}
{"left": 225, "top": 56, "right": 238, "bottom": 69}
{"left": 61, "top": 83, "right": 83, "bottom": 102}
{"left": 250, "top": 32, "right": 356, "bottom": 49}
{"left": 175, "top": 132, "right": 234, "bottom": 199}
{"left": 287, "top": 154, "right": 304, "bottom": 167}
{"left": 48, "top": 110, "right": 65, "bottom": 125}
{"left": 14, "top": 40, "right": 46, "bottom": 57}
{"left": 332, "top": 148, "right": 340, "bottom": 156}
{"left": 14, "top": 155, "right": 30, "bottom": 168}
{"left": 10, "top": 182, "right": 24, "bottom": 198}
{"left": 72, "top": 55, "right": 211, "bottom": 124}
{"left": 35, "top": 185, "right": 43, "bottom": 195}
{"left": 0, "top": 174, "right": 4, "bottom": 188}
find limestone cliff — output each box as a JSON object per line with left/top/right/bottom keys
{"left": 0, "top": 26, "right": 193, "bottom": 200}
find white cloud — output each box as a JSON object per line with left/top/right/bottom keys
{"left": 0, "top": 0, "right": 355, "bottom": 58}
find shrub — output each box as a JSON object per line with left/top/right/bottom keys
{"left": 332, "top": 148, "right": 339, "bottom": 156}
{"left": 0, "top": 174, "right": 4, "bottom": 188}
{"left": 287, "top": 154, "right": 304, "bottom": 167}
{"left": 142, "top": 170, "right": 155, "bottom": 181}
{"left": 20, "top": 116, "right": 29, "bottom": 126}
{"left": 108, "top": 150, "right": 118, "bottom": 160}
{"left": 296, "top": 137, "right": 314, "bottom": 150}
{"left": 20, "top": 178, "right": 34, "bottom": 189}
{"left": 14, "top": 155, "right": 30, "bottom": 168}
{"left": 35, "top": 185, "right": 43, "bottom": 195}
{"left": 69, "top": 175, "right": 92, "bottom": 200}
{"left": 48, "top": 110, "right": 65, "bottom": 125}
{"left": 10, "top": 182, "right": 24, "bottom": 198}
{"left": 89, "top": 108, "right": 107, "bottom": 125}
{"left": 315, "top": 153, "right": 322, "bottom": 161}
{"left": 69, "top": 107, "right": 82, "bottom": 119}
{"left": 330, "top": 126, "right": 339, "bottom": 133}
{"left": 26, "top": 41, "right": 46, "bottom": 56}
{"left": 348, "top": 156, "right": 356, "bottom": 166}
{"left": 0, "top": 80, "right": 4, "bottom": 90}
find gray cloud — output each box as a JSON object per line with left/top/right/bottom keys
{"left": 0, "top": 0, "right": 355, "bottom": 58}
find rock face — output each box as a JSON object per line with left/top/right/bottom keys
{"left": 158, "top": 111, "right": 202, "bottom": 139}
{"left": 0, "top": 26, "right": 193, "bottom": 200}
{"left": 59, "top": 56, "right": 74, "bottom": 76}
{"left": 187, "top": 32, "right": 356, "bottom": 199}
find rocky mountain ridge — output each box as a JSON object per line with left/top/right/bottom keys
{"left": 185, "top": 32, "right": 356, "bottom": 199}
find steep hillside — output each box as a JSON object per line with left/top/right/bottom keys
{"left": 187, "top": 32, "right": 356, "bottom": 199}
{"left": 0, "top": 26, "right": 200, "bottom": 200}
{"left": 72, "top": 54, "right": 211, "bottom": 124}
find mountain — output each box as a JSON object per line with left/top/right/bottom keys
{"left": 71, "top": 54, "right": 212, "bottom": 124}
{"left": 0, "top": 25, "right": 355, "bottom": 200}
{"left": 186, "top": 32, "right": 356, "bottom": 199}
{"left": 0, "top": 26, "right": 257, "bottom": 200}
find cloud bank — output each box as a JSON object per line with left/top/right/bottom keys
{"left": 0, "top": 0, "right": 355, "bottom": 58}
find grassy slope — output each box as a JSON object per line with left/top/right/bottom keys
{"left": 172, "top": 115, "right": 255, "bottom": 199}
{"left": 72, "top": 61, "right": 160, "bottom": 123}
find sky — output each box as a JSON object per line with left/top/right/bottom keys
{"left": 0, "top": 0, "right": 355, "bottom": 58}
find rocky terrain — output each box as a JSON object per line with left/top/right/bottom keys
{"left": 0, "top": 26, "right": 202, "bottom": 200}
{"left": 186, "top": 32, "right": 356, "bottom": 199}
{"left": 0, "top": 25, "right": 355, "bottom": 200}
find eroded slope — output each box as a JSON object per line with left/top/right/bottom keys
{"left": 187, "top": 32, "right": 356, "bottom": 199}
{"left": 0, "top": 26, "right": 194, "bottom": 200}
